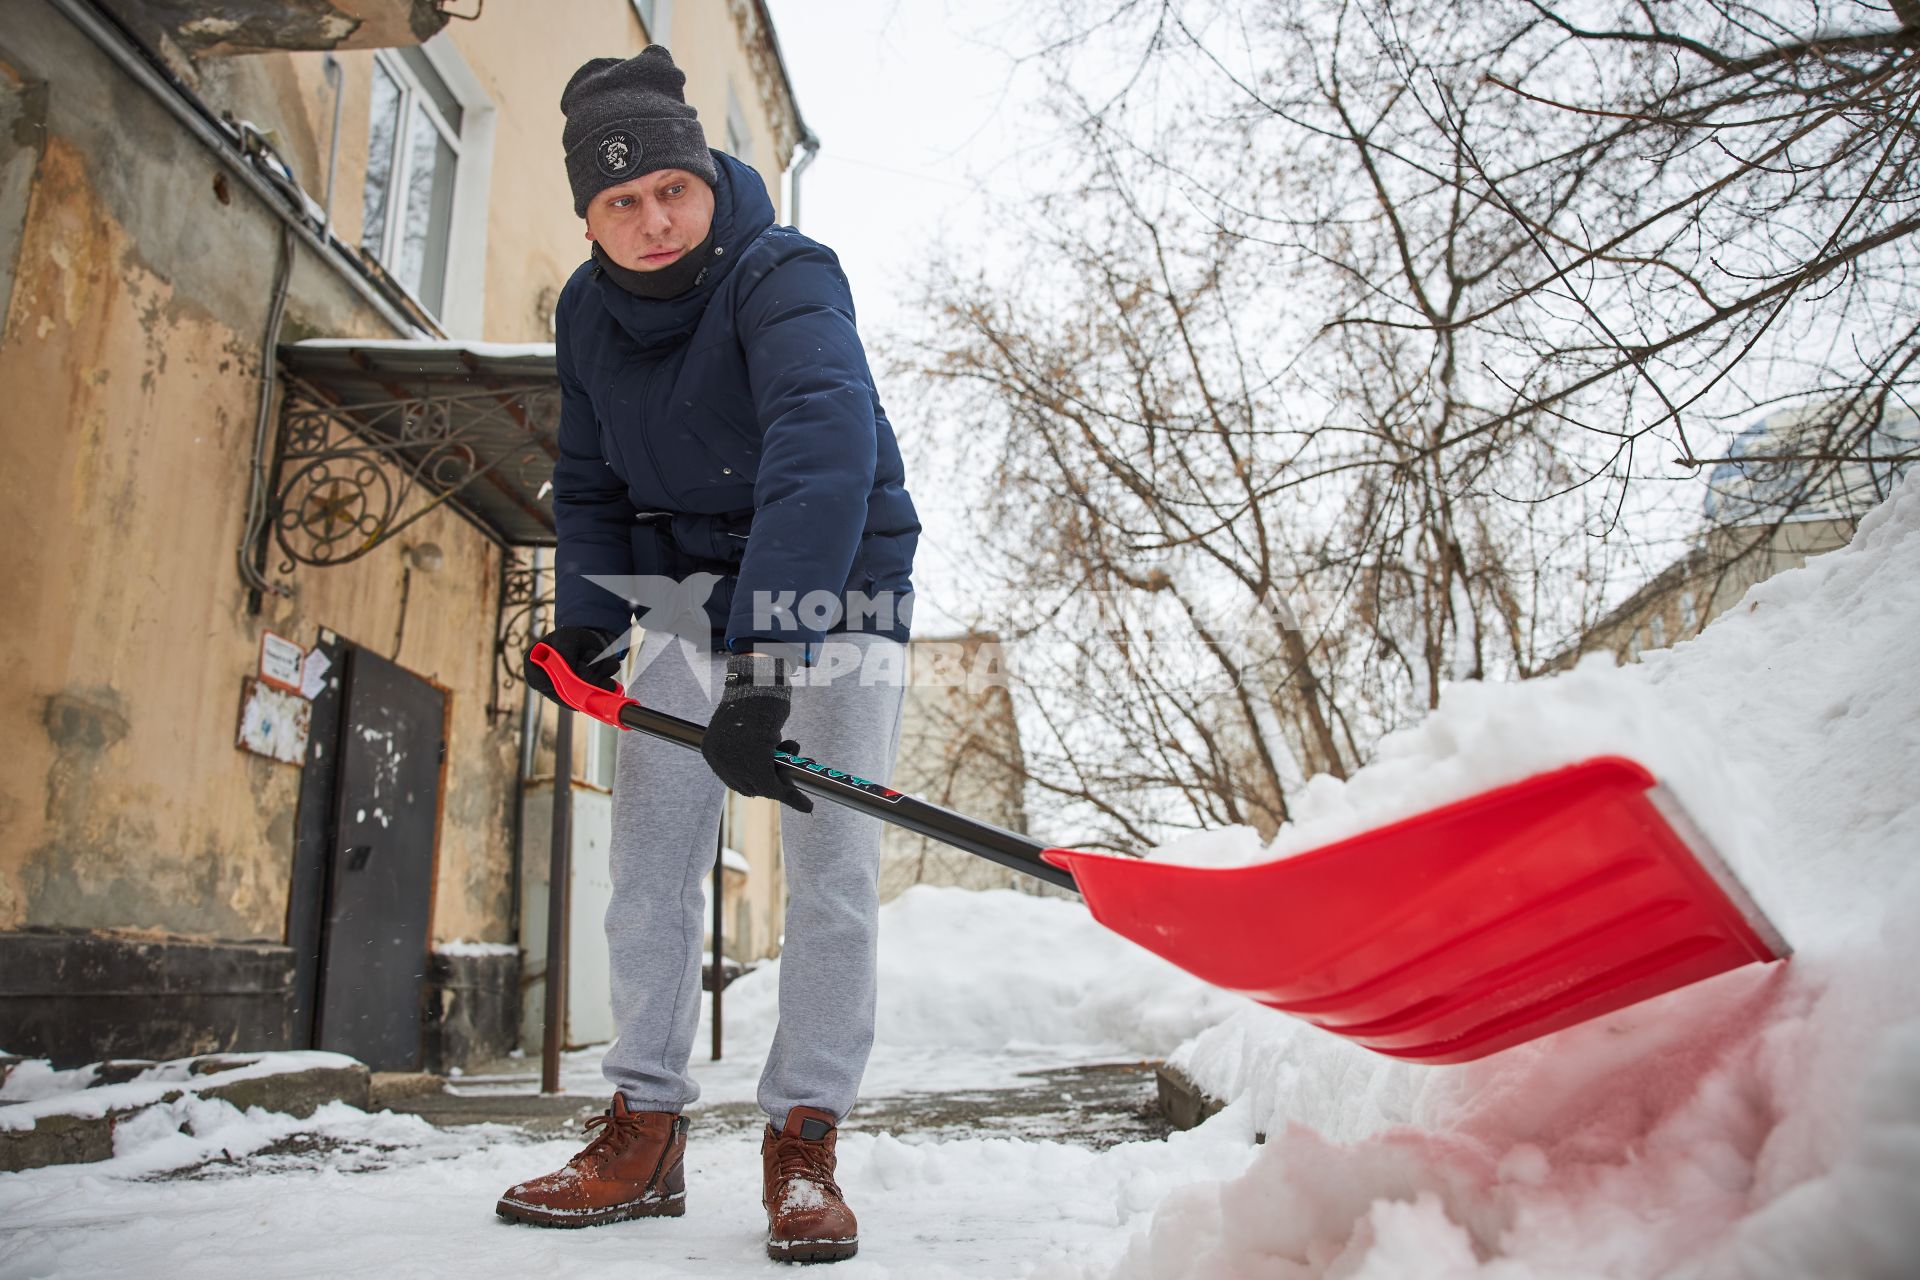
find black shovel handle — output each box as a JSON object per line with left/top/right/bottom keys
{"left": 528, "top": 643, "right": 1078, "bottom": 892}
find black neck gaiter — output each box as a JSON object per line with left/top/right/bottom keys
{"left": 593, "top": 232, "right": 718, "bottom": 300}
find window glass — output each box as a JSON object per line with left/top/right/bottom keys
{"left": 362, "top": 62, "right": 403, "bottom": 261}
{"left": 396, "top": 105, "right": 457, "bottom": 313}
{"left": 362, "top": 48, "right": 469, "bottom": 318}
{"left": 398, "top": 45, "right": 463, "bottom": 133}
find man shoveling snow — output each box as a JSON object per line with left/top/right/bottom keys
{"left": 504, "top": 43, "right": 919, "bottom": 1264}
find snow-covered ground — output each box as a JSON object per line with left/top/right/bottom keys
{"left": 0, "top": 890, "right": 1253, "bottom": 1278}
{"left": 5, "top": 481, "right": 1915, "bottom": 1277}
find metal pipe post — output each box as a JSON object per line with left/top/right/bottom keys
{"left": 710, "top": 818, "right": 724, "bottom": 1062}
{"left": 541, "top": 706, "right": 573, "bottom": 1093}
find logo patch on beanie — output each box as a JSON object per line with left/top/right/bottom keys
{"left": 597, "top": 129, "right": 640, "bottom": 178}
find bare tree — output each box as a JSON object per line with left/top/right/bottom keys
{"left": 909, "top": 0, "right": 1918, "bottom": 850}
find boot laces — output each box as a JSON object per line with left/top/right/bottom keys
{"left": 773, "top": 1136, "right": 842, "bottom": 1200}
{"left": 580, "top": 1109, "right": 650, "bottom": 1164}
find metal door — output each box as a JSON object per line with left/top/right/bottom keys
{"left": 315, "top": 645, "right": 446, "bottom": 1070}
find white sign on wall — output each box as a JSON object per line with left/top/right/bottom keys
{"left": 299, "top": 647, "right": 333, "bottom": 700}
{"left": 259, "top": 631, "right": 304, "bottom": 694}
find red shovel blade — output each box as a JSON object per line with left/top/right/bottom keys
{"left": 1043, "top": 757, "right": 1789, "bottom": 1064}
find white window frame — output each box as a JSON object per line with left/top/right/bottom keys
{"left": 584, "top": 719, "right": 620, "bottom": 791}
{"left": 361, "top": 37, "right": 494, "bottom": 335}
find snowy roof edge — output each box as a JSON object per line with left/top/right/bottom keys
{"left": 290, "top": 338, "right": 557, "bottom": 359}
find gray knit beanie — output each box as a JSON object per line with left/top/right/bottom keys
{"left": 561, "top": 46, "right": 719, "bottom": 217}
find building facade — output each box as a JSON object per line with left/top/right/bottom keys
{"left": 1557, "top": 404, "right": 1915, "bottom": 666}
{"left": 0, "top": 0, "right": 808, "bottom": 1071}
{"left": 879, "top": 635, "right": 1054, "bottom": 900}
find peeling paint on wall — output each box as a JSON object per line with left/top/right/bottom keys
{"left": 0, "top": 47, "right": 48, "bottom": 331}
{"left": 106, "top": 0, "right": 449, "bottom": 57}
{"left": 23, "top": 687, "right": 270, "bottom": 939}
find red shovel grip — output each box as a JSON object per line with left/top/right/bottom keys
{"left": 528, "top": 641, "right": 640, "bottom": 728}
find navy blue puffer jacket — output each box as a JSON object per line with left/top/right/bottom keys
{"left": 550, "top": 151, "right": 918, "bottom": 657}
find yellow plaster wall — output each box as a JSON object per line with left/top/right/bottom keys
{"left": 0, "top": 134, "right": 515, "bottom": 946}
{"left": 0, "top": 137, "right": 293, "bottom": 940}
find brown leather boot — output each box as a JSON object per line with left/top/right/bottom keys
{"left": 495, "top": 1093, "right": 688, "bottom": 1227}
{"left": 761, "top": 1106, "right": 858, "bottom": 1263}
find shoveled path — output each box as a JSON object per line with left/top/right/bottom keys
{"left": 388, "top": 1059, "right": 1169, "bottom": 1151}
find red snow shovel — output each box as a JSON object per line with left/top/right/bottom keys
{"left": 531, "top": 645, "right": 1789, "bottom": 1065}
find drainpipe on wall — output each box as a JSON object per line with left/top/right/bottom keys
{"left": 788, "top": 126, "right": 821, "bottom": 231}
{"left": 237, "top": 223, "right": 297, "bottom": 611}
{"left": 319, "top": 54, "right": 344, "bottom": 242}
{"left": 542, "top": 705, "right": 574, "bottom": 1094}
{"left": 509, "top": 553, "right": 547, "bottom": 944}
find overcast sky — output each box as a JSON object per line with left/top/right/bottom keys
{"left": 760, "top": 1, "right": 1071, "bottom": 631}
{"left": 761, "top": 1, "right": 1043, "bottom": 336}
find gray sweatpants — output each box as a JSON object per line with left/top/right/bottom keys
{"left": 600, "top": 629, "right": 906, "bottom": 1129}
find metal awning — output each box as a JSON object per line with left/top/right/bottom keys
{"left": 275, "top": 339, "right": 561, "bottom": 555}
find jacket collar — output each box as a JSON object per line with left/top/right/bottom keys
{"left": 588, "top": 150, "right": 776, "bottom": 352}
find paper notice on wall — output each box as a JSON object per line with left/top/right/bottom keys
{"left": 259, "top": 631, "right": 304, "bottom": 693}
{"left": 299, "top": 647, "right": 332, "bottom": 700}
{"left": 237, "top": 678, "right": 311, "bottom": 765}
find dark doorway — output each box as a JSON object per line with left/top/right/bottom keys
{"left": 290, "top": 639, "right": 447, "bottom": 1070}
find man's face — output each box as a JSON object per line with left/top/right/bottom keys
{"left": 584, "top": 170, "right": 716, "bottom": 272}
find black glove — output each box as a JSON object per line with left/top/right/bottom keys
{"left": 701, "top": 652, "right": 813, "bottom": 813}
{"left": 523, "top": 626, "right": 622, "bottom": 708}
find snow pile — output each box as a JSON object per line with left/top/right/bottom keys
{"left": 289, "top": 337, "right": 557, "bottom": 359}
{"left": 1150, "top": 650, "right": 1779, "bottom": 910}
{"left": 106, "top": 1096, "right": 435, "bottom": 1179}
{"left": 435, "top": 939, "right": 521, "bottom": 958}
{"left": 1117, "top": 478, "right": 1920, "bottom": 1278}
{"left": 725, "top": 885, "right": 1247, "bottom": 1062}
{"left": 874, "top": 886, "right": 1248, "bottom": 1053}
{"left": 0, "top": 1051, "right": 362, "bottom": 1131}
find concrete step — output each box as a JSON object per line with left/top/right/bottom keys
{"left": 1, "top": 1054, "right": 370, "bottom": 1173}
